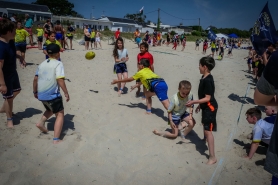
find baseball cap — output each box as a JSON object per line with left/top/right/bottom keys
{"left": 46, "top": 44, "right": 60, "bottom": 54}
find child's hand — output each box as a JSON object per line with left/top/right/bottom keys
{"left": 195, "top": 106, "right": 200, "bottom": 114}
{"left": 65, "top": 93, "right": 70, "bottom": 102}
{"left": 130, "top": 85, "right": 137, "bottom": 92}
{"left": 185, "top": 100, "right": 194, "bottom": 107}
{"left": 126, "top": 57, "right": 129, "bottom": 61}
{"left": 170, "top": 121, "right": 176, "bottom": 129}
{"left": 111, "top": 79, "right": 118, "bottom": 85}
{"left": 121, "top": 57, "right": 126, "bottom": 61}
{"left": 0, "top": 84, "right": 7, "bottom": 94}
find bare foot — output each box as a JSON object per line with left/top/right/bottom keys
{"left": 118, "top": 90, "right": 122, "bottom": 97}
{"left": 145, "top": 111, "right": 152, "bottom": 115}
{"left": 36, "top": 123, "right": 48, "bottom": 133}
{"left": 206, "top": 157, "right": 217, "bottom": 165}
{"left": 153, "top": 130, "right": 162, "bottom": 136}
{"left": 53, "top": 140, "right": 62, "bottom": 144}
{"left": 7, "top": 120, "right": 14, "bottom": 128}
{"left": 142, "top": 97, "right": 146, "bottom": 100}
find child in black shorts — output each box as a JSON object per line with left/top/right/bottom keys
{"left": 33, "top": 44, "right": 70, "bottom": 144}
{"left": 0, "top": 19, "right": 26, "bottom": 128}
{"left": 186, "top": 57, "right": 218, "bottom": 165}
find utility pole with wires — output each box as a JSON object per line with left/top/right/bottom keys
{"left": 157, "top": 8, "right": 160, "bottom": 31}
{"left": 199, "top": 18, "right": 201, "bottom": 32}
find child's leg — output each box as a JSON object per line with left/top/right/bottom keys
{"left": 36, "top": 110, "right": 53, "bottom": 133}
{"left": 53, "top": 110, "right": 64, "bottom": 144}
{"left": 153, "top": 125, "right": 179, "bottom": 138}
{"left": 182, "top": 117, "right": 196, "bottom": 137}
{"left": 116, "top": 73, "right": 123, "bottom": 95}
{"left": 204, "top": 130, "right": 217, "bottom": 164}
{"left": 144, "top": 91, "right": 156, "bottom": 114}
{"left": 121, "top": 72, "right": 128, "bottom": 91}
{"left": 142, "top": 86, "right": 146, "bottom": 100}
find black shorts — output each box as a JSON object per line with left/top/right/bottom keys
{"left": 3, "top": 71, "right": 21, "bottom": 99}
{"left": 42, "top": 97, "right": 64, "bottom": 114}
{"left": 91, "top": 38, "right": 95, "bottom": 43}
{"left": 15, "top": 44, "right": 27, "bottom": 53}
{"left": 252, "top": 62, "right": 256, "bottom": 68}
{"left": 114, "top": 63, "right": 128, "bottom": 74}
{"left": 216, "top": 48, "right": 219, "bottom": 52}
{"left": 202, "top": 109, "right": 217, "bottom": 131}
{"left": 84, "top": 36, "right": 91, "bottom": 42}
{"left": 37, "top": 36, "right": 43, "bottom": 42}
{"left": 220, "top": 47, "right": 224, "bottom": 53}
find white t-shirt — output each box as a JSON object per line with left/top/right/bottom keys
{"left": 168, "top": 92, "right": 193, "bottom": 121}
{"left": 116, "top": 48, "right": 128, "bottom": 64}
{"left": 35, "top": 58, "right": 65, "bottom": 101}
{"left": 253, "top": 119, "right": 274, "bottom": 144}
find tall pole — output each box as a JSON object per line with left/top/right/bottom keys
{"left": 92, "top": 6, "right": 94, "bottom": 19}
{"left": 199, "top": 18, "right": 200, "bottom": 32}
{"left": 157, "top": 8, "right": 160, "bottom": 31}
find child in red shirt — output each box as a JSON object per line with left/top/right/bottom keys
{"left": 134, "top": 42, "right": 154, "bottom": 98}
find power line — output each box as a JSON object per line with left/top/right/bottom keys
{"left": 160, "top": 9, "right": 198, "bottom": 21}
{"left": 144, "top": 10, "right": 157, "bottom": 15}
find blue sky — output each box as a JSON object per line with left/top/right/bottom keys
{"left": 22, "top": 0, "right": 278, "bottom": 30}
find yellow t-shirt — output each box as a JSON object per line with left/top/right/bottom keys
{"left": 15, "top": 29, "right": 29, "bottom": 43}
{"left": 132, "top": 68, "right": 160, "bottom": 90}
{"left": 36, "top": 28, "right": 43, "bottom": 37}
{"left": 43, "top": 40, "right": 62, "bottom": 50}
{"left": 210, "top": 42, "right": 216, "bottom": 49}
{"left": 91, "top": 31, "right": 95, "bottom": 38}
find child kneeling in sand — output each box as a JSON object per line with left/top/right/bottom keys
{"left": 244, "top": 107, "right": 274, "bottom": 159}
{"left": 111, "top": 58, "right": 170, "bottom": 114}
{"left": 33, "top": 44, "right": 70, "bottom": 144}
{"left": 153, "top": 80, "right": 196, "bottom": 140}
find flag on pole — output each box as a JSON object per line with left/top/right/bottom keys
{"left": 139, "top": 6, "right": 144, "bottom": 15}
{"left": 250, "top": 2, "right": 278, "bottom": 55}
{"left": 207, "top": 28, "right": 217, "bottom": 41}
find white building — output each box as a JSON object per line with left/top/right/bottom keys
{"left": 98, "top": 16, "right": 142, "bottom": 32}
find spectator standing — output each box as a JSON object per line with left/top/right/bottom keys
{"left": 24, "top": 14, "right": 33, "bottom": 45}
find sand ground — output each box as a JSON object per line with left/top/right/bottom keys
{"left": 0, "top": 40, "right": 272, "bottom": 185}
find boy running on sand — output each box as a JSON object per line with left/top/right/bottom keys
{"left": 0, "top": 19, "right": 26, "bottom": 128}
{"left": 111, "top": 59, "right": 169, "bottom": 114}
{"left": 186, "top": 57, "right": 218, "bottom": 165}
{"left": 153, "top": 80, "right": 196, "bottom": 140}
{"left": 33, "top": 44, "right": 70, "bottom": 144}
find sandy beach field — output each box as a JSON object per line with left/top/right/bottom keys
{"left": 0, "top": 40, "right": 272, "bottom": 185}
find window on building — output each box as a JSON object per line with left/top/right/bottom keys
{"left": 98, "top": 25, "right": 102, "bottom": 30}
{"left": 104, "top": 26, "right": 108, "bottom": 30}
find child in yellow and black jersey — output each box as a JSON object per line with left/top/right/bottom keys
{"left": 43, "top": 31, "right": 63, "bottom": 60}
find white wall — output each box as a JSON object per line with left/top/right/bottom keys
{"left": 141, "top": 27, "right": 154, "bottom": 33}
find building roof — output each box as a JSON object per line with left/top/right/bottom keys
{"left": 177, "top": 26, "right": 193, "bottom": 30}
{"left": 105, "top": 16, "right": 137, "bottom": 24}
{"left": 0, "top": 0, "right": 51, "bottom": 13}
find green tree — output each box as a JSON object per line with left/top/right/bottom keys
{"left": 124, "top": 13, "right": 146, "bottom": 24}
{"left": 32, "top": 0, "right": 83, "bottom": 17}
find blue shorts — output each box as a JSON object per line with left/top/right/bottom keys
{"left": 247, "top": 58, "right": 252, "bottom": 64}
{"left": 151, "top": 80, "right": 168, "bottom": 101}
{"left": 169, "top": 112, "right": 190, "bottom": 126}
{"left": 55, "top": 33, "right": 63, "bottom": 40}
{"left": 114, "top": 63, "right": 127, "bottom": 74}
{"left": 136, "top": 37, "right": 141, "bottom": 44}
{"left": 211, "top": 48, "right": 216, "bottom": 52}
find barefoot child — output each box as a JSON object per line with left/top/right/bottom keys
{"left": 186, "top": 57, "right": 218, "bottom": 165}
{"left": 36, "top": 24, "right": 43, "bottom": 50}
{"left": 111, "top": 59, "right": 169, "bottom": 114}
{"left": 181, "top": 37, "right": 186, "bottom": 51}
{"left": 0, "top": 19, "right": 26, "bottom": 128}
{"left": 113, "top": 37, "right": 129, "bottom": 96}
{"left": 33, "top": 44, "right": 70, "bottom": 144}
{"left": 153, "top": 80, "right": 196, "bottom": 139}
{"left": 136, "top": 42, "right": 154, "bottom": 98}
{"left": 244, "top": 47, "right": 253, "bottom": 73}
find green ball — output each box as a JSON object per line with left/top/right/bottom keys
{"left": 85, "top": 51, "right": 95, "bottom": 60}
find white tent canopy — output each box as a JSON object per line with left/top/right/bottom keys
{"left": 216, "top": 33, "right": 229, "bottom": 40}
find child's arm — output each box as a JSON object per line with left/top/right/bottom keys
{"left": 16, "top": 54, "right": 26, "bottom": 67}
{"left": 111, "top": 77, "right": 134, "bottom": 85}
{"left": 33, "top": 76, "right": 38, "bottom": 98}
{"left": 168, "top": 112, "right": 176, "bottom": 128}
{"left": 43, "top": 49, "right": 48, "bottom": 55}
{"left": 57, "top": 78, "right": 70, "bottom": 102}
{"left": 186, "top": 94, "right": 211, "bottom": 106}
{"left": 0, "top": 60, "right": 7, "bottom": 94}
{"left": 244, "top": 142, "right": 259, "bottom": 159}
{"left": 130, "top": 82, "right": 141, "bottom": 92}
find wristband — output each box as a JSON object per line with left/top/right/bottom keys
{"left": 33, "top": 91, "right": 38, "bottom": 94}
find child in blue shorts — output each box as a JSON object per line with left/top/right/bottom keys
{"left": 111, "top": 58, "right": 170, "bottom": 114}
{"left": 112, "top": 37, "right": 129, "bottom": 96}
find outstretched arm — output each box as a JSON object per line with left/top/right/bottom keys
{"left": 57, "top": 78, "right": 70, "bottom": 102}
{"left": 111, "top": 77, "right": 134, "bottom": 85}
